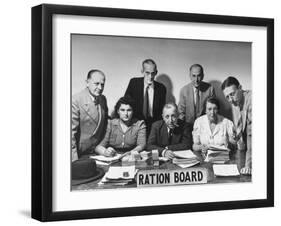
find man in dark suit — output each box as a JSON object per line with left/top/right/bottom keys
{"left": 147, "top": 103, "right": 193, "bottom": 159}
{"left": 72, "top": 69, "right": 108, "bottom": 162}
{"left": 178, "top": 64, "right": 215, "bottom": 124}
{"left": 125, "top": 59, "right": 166, "bottom": 135}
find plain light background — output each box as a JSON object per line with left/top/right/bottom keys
{"left": 0, "top": 0, "right": 278, "bottom": 225}
{"left": 72, "top": 34, "right": 251, "bottom": 118}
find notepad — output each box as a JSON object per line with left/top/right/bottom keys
{"left": 213, "top": 164, "right": 240, "bottom": 177}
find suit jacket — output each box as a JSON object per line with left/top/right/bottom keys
{"left": 125, "top": 77, "right": 166, "bottom": 123}
{"left": 72, "top": 88, "right": 108, "bottom": 161}
{"left": 178, "top": 81, "right": 215, "bottom": 124}
{"left": 146, "top": 120, "right": 193, "bottom": 156}
{"left": 234, "top": 90, "right": 252, "bottom": 168}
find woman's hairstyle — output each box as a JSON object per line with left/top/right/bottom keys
{"left": 113, "top": 96, "right": 136, "bottom": 119}
{"left": 205, "top": 97, "right": 220, "bottom": 111}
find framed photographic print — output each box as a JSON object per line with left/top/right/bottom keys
{"left": 32, "top": 4, "right": 274, "bottom": 221}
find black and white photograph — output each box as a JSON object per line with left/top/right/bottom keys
{"left": 71, "top": 34, "right": 252, "bottom": 190}
{"left": 30, "top": 3, "right": 274, "bottom": 221}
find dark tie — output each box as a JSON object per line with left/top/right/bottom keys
{"left": 168, "top": 129, "right": 173, "bottom": 145}
{"left": 94, "top": 96, "right": 100, "bottom": 105}
{"left": 143, "top": 85, "right": 150, "bottom": 119}
{"left": 195, "top": 88, "right": 200, "bottom": 117}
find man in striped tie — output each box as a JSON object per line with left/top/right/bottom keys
{"left": 222, "top": 76, "right": 252, "bottom": 175}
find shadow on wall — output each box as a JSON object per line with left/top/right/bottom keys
{"left": 156, "top": 73, "right": 176, "bottom": 104}
{"left": 209, "top": 80, "right": 233, "bottom": 120}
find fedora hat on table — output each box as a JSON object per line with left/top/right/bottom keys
{"left": 72, "top": 158, "right": 104, "bottom": 186}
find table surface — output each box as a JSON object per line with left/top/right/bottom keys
{"left": 72, "top": 150, "right": 251, "bottom": 191}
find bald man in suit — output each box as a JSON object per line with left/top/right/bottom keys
{"left": 72, "top": 70, "right": 108, "bottom": 161}
{"left": 178, "top": 64, "right": 215, "bottom": 124}
{"left": 125, "top": 59, "right": 166, "bottom": 135}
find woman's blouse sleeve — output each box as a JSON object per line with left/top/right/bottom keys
{"left": 192, "top": 118, "right": 201, "bottom": 145}
{"left": 98, "top": 119, "right": 112, "bottom": 148}
{"left": 226, "top": 119, "right": 236, "bottom": 143}
{"left": 136, "top": 120, "right": 146, "bottom": 149}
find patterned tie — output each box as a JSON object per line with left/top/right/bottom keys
{"left": 143, "top": 85, "right": 150, "bottom": 119}
{"left": 195, "top": 88, "right": 200, "bottom": 118}
{"left": 168, "top": 129, "right": 173, "bottom": 145}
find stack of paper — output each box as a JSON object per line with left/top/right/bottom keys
{"left": 172, "top": 150, "right": 200, "bottom": 168}
{"left": 98, "top": 166, "right": 137, "bottom": 186}
{"left": 205, "top": 145, "right": 230, "bottom": 164}
{"left": 213, "top": 164, "right": 240, "bottom": 177}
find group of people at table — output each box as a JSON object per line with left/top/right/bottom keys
{"left": 72, "top": 59, "right": 252, "bottom": 175}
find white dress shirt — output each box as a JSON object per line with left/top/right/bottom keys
{"left": 143, "top": 82, "right": 154, "bottom": 117}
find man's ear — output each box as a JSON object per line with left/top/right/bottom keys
{"left": 238, "top": 84, "right": 242, "bottom": 90}
{"left": 85, "top": 79, "right": 89, "bottom": 87}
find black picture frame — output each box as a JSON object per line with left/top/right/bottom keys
{"left": 32, "top": 3, "right": 274, "bottom": 222}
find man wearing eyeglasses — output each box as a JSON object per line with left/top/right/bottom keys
{"left": 178, "top": 64, "right": 215, "bottom": 124}
{"left": 72, "top": 69, "right": 108, "bottom": 161}
{"left": 221, "top": 76, "right": 252, "bottom": 175}
{"left": 125, "top": 59, "right": 166, "bottom": 135}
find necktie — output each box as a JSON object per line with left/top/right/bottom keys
{"left": 236, "top": 111, "right": 243, "bottom": 139}
{"left": 143, "top": 85, "right": 150, "bottom": 119}
{"left": 195, "top": 88, "right": 200, "bottom": 117}
{"left": 94, "top": 96, "right": 100, "bottom": 105}
{"left": 168, "top": 129, "right": 173, "bottom": 145}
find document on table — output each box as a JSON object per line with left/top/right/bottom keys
{"left": 208, "top": 144, "right": 230, "bottom": 152}
{"left": 176, "top": 161, "right": 200, "bottom": 168}
{"left": 106, "top": 166, "right": 136, "bottom": 179}
{"left": 213, "top": 164, "right": 240, "bottom": 176}
{"left": 90, "top": 153, "right": 123, "bottom": 163}
{"left": 173, "top": 150, "right": 197, "bottom": 159}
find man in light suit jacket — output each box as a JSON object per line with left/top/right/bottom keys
{"left": 147, "top": 103, "right": 193, "bottom": 159}
{"left": 222, "top": 76, "right": 252, "bottom": 175}
{"left": 178, "top": 64, "right": 215, "bottom": 124}
{"left": 72, "top": 70, "right": 108, "bottom": 161}
{"left": 125, "top": 59, "right": 166, "bottom": 135}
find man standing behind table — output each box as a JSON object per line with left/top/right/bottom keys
{"left": 178, "top": 64, "right": 215, "bottom": 124}
{"left": 72, "top": 69, "right": 108, "bottom": 162}
{"left": 147, "top": 103, "right": 193, "bottom": 159}
{"left": 221, "top": 76, "right": 252, "bottom": 175}
{"left": 125, "top": 59, "right": 166, "bottom": 135}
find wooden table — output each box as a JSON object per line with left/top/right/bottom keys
{"left": 72, "top": 150, "right": 251, "bottom": 191}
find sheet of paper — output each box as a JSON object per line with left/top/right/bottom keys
{"left": 90, "top": 153, "right": 123, "bottom": 162}
{"left": 95, "top": 160, "right": 110, "bottom": 166}
{"left": 176, "top": 160, "right": 200, "bottom": 168}
{"left": 208, "top": 144, "right": 230, "bottom": 152}
{"left": 173, "top": 150, "right": 197, "bottom": 159}
{"left": 105, "top": 166, "right": 136, "bottom": 179}
{"left": 213, "top": 164, "right": 240, "bottom": 176}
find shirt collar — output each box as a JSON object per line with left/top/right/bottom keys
{"left": 144, "top": 81, "right": 154, "bottom": 89}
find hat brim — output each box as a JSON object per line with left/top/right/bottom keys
{"left": 71, "top": 167, "right": 105, "bottom": 186}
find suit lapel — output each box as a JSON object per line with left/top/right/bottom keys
{"left": 153, "top": 82, "right": 158, "bottom": 116}
{"left": 80, "top": 90, "right": 99, "bottom": 123}
{"left": 138, "top": 78, "right": 144, "bottom": 107}
{"left": 188, "top": 84, "right": 195, "bottom": 117}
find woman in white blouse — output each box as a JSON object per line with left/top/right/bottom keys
{"left": 192, "top": 97, "right": 236, "bottom": 156}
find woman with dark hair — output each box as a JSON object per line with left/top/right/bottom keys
{"left": 95, "top": 96, "right": 146, "bottom": 157}
{"left": 192, "top": 97, "right": 236, "bottom": 156}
